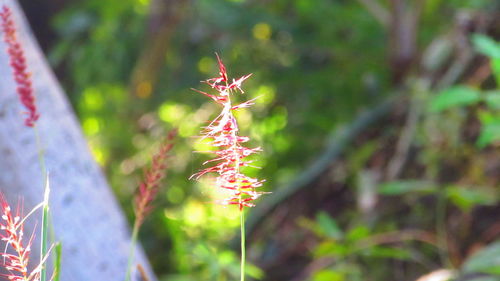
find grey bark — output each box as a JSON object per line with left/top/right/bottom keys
{"left": 0, "top": 0, "right": 156, "bottom": 280}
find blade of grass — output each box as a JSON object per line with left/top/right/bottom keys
{"left": 40, "top": 175, "right": 50, "bottom": 281}
{"left": 35, "top": 124, "right": 50, "bottom": 281}
{"left": 53, "top": 242, "right": 62, "bottom": 281}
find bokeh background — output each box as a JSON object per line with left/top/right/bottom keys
{"left": 18, "top": 0, "right": 500, "bottom": 280}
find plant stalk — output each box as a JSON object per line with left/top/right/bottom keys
{"left": 125, "top": 219, "right": 140, "bottom": 281}
{"left": 35, "top": 125, "right": 49, "bottom": 281}
{"left": 240, "top": 209, "right": 245, "bottom": 281}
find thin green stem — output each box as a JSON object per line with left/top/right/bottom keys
{"left": 224, "top": 74, "right": 246, "bottom": 281}
{"left": 125, "top": 219, "right": 140, "bottom": 281}
{"left": 34, "top": 125, "right": 47, "bottom": 182}
{"left": 34, "top": 125, "right": 49, "bottom": 281}
{"left": 240, "top": 210, "right": 245, "bottom": 281}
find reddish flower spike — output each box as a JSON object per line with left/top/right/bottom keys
{"left": 191, "top": 54, "right": 266, "bottom": 210}
{"left": 134, "top": 129, "right": 177, "bottom": 226}
{"left": 0, "top": 5, "right": 39, "bottom": 127}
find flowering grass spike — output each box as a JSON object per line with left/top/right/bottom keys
{"left": 125, "top": 130, "right": 176, "bottom": 281}
{"left": 191, "top": 54, "right": 265, "bottom": 210}
{"left": 0, "top": 197, "right": 41, "bottom": 281}
{"left": 134, "top": 129, "right": 177, "bottom": 226}
{"left": 0, "top": 5, "right": 39, "bottom": 127}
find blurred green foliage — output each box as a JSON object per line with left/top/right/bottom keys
{"left": 45, "top": 0, "right": 500, "bottom": 280}
{"left": 429, "top": 35, "right": 500, "bottom": 147}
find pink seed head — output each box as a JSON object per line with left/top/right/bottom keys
{"left": 191, "top": 54, "right": 266, "bottom": 210}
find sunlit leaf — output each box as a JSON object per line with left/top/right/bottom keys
{"left": 472, "top": 34, "right": 500, "bottom": 81}
{"left": 313, "top": 241, "right": 348, "bottom": 257}
{"left": 378, "top": 180, "right": 436, "bottom": 195}
{"left": 477, "top": 123, "right": 500, "bottom": 148}
{"left": 346, "top": 226, "right": 370, "bottom": 241}
{"left": 429, "top": 86, "right": 481, "bottom": 112}
{"left": 472, "top": 34, "right": 500, "bottom": 59}
{"left": 492, "top": 59, "right": 500, "bottom": 82}
{"left": 245, "top": 263, "right": 264, "bottom": 279}
{"left": 445, "top": 186, "right": 498, "bottom": 212}
{"left": 316, "top": 212, "right": 343, "bottom": 239}
{"left": 484, "top": 91, "right": 500, "bottom": 110}
{"left": 476, "top": 110, "right": 500, "bottom": 147}
{"left": 312, "top": 270, "right": 344, "bottom": 281}
{"left": 463, "top": 242, "right": 500, "bottom": 275}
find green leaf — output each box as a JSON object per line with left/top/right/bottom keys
{"left": 312, "top": 270, "right": 344, "bottom": 281}
{"left": 429, "top": 86, "right": 481, "bottom": 112}
{"left": 476, "top": 110, "right": 500, "bottom": 147}
{"left": 478, "top": 110, "right": 497, "bottom": 124}
{"left": 463, "top": 242, "right": 500, "bottom": 275}
{"left": 492, "top": 58, "right": 500, "bottom": 81}
{"left": 313, "top": 241, "right": 348, "bottom": 257}
{"left": 484, "top": 91, "right": 500, "bottom": 110}
{"left": 378, "top": 180, "right": 436, "bottom": 195}
{"left": 446, "top": 186, "right": 498, "bottom": 212}
{"left": 472, "top": 34, "right": 500, "bottom": 59}
{"left": 245, "top": 263, "right": 264, "bottom": 279}
{"left": 477, "top": 123, "right": 500, "bottom": 148}
{"left": 472, "top": 34, "right": 500, "bottom": 82}
{"left": 316, "top": 212, "right": 343, "bottom": 239}
{"left": 346, "top": 226, "right": 370, "bottom": 241}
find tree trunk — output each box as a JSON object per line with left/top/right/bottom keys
{"left": 0, "top": 1, "right": 156, "bottom": 280}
